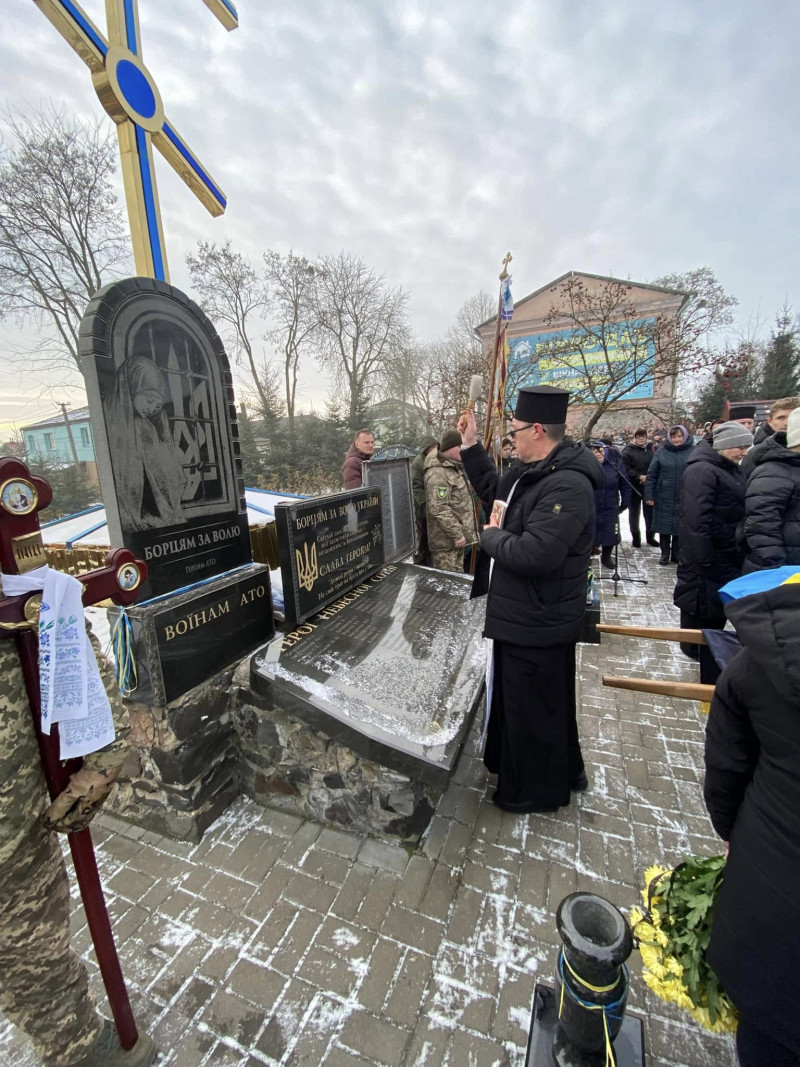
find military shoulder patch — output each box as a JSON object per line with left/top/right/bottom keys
{"left": 437, "top": 486, "right": 449, "bottom": 499}
{"left": 552, "top": 503, "right": 562, "bottom": 513}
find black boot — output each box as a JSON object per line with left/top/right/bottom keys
{"left": 659, "top": 535, "right": 671, "bottom": 564}
{"left": 601, "top": 549, "right": 614, "bottom": 568}
{"left": 646, "top": 535, "right": 659, "bottom": 547}
{"left": 631, "top": 531, "right": 641, "bottom": 548}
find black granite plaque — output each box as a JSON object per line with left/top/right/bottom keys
{"left": 250, "top": 563, "right": 486, "bottom": 787}
{"left": 362, "top": 456, "right": 417, "bottom": 564}
{"left": 275, "top": 488, "right": 385, "bottom": 627}
{"left": 79, "top": 278, "right": 251, "bottom": 598}
{"left": 109, "top": 563, "right": 274, "bottom": 705}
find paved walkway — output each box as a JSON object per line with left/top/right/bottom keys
{"left": 1, "top": 541, "right": 737, "bottom": 1066}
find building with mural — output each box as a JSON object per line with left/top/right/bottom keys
{"left": 475, "top": 271, "right": 690, "bottom": 438}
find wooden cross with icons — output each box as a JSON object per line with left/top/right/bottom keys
{"left": 32, "top": 0, "right": 239, "bottom": 282}
{"left": 0, "top": 455, "right": 149, "bottom": 1051}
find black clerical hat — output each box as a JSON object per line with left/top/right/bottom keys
{"left": 729, "top": 403, "right": 755, "bottom": 419}
{"left": 514, "top": 386, "right": 569, "bottom": 424}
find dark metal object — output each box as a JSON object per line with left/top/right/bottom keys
{"left": 525, "top": 892, "right": 644, "bottom": 1066}
{"left": 596, "top": 537, "right": 648, "bottom": 598}
{"left": 526, "top": 984, "right": 645, "bottom": 1067}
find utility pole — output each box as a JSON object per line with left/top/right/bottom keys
{"left": 59, "top": 403, "right": 80, "bottom": 467}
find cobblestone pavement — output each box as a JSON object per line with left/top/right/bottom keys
{"left": 1, "top": 541, "right": 737, "bottom": 1066}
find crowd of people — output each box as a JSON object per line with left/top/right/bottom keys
{"left": 341, "top": 393, "right": 800, "bottom": 1066}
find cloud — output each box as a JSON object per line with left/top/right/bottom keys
{"left": 1, "top": 0, "right": 799, "bottom": 417}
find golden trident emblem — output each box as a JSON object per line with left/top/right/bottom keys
{"left": 296, "top": 542, "right": 318, "bottom": 592}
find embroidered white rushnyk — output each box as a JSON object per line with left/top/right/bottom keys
{"left": 3, "top": 565, "right": 115, "bottom": 759}
{"left": 481, "top": 476, "right": 522, "bottom": 746}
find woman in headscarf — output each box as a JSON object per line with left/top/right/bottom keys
{"left": 643, "top": 425, "right": 694, "bottom": 564}
{"left": 108, "top": 355, "right": 187, "bottom": 530}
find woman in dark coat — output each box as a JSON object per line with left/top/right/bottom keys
{"left": 704, "top": 573, "right": 800, "bottom": 1065}
{"left": 673, "top": 423, "right": 751, "bottom": 676}
{"left": 643, "top": 425, "right": 694, "bottom": 564}
{"left": 743, "top": 409, "right": 800, "bottom": 572}
{"left": 590, "top": 443, "right": 631, "bottom": 568}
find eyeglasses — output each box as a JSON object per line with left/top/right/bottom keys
{"left": 507, "top": 423, "right": 535, "bottom": 439}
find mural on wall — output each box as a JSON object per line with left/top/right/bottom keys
{"left": 507, "top": 321, "right": 657, "bottom": 403}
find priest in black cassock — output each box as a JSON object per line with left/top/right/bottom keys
{"left": 458, "top": 386, "right": 602, "bottom": 813}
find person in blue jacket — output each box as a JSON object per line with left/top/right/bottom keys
{"left": 643, "top": 425, "right": 694, "bottom": 564}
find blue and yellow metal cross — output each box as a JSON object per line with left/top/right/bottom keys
{"left": 32, "top": 0, "right": 239, "bottom": 282}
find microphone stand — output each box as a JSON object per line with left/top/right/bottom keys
{"left": 596, "top": 452, "right": 649, "bottom": 597}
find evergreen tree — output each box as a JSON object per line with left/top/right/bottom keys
{"left": 236, "top": 403, "right": 264, "bottom": 487}
{"left": 761, "top": 306, "right": 800, "bottom": 399}
{"left": 691, "top": 342, "right": 764, "bottom": 425}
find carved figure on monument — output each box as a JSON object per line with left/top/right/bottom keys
{"left": 110, "top": 354, "right": 188, "bottom": 530}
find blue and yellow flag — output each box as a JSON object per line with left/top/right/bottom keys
{"left": 719, "top": 566, "right": 800, "bottom": 604}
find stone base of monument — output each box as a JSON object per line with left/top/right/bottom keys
{"left": 108, "top": 562, "right": 274, "bottom": 706}
{"left": 106, "top": 663, "right": 240, "bottom": 842}
{"left": 239, "top": 562, "right": 486, "bottom": 843}
{"left": 525, "top": 983, "right": 645, "bottom": 1066}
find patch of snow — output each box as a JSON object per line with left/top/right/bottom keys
{"left": 331, "top": 927, "right": 360, "bottom": 949}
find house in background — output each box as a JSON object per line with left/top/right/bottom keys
{"left": 21, "top": 406, "right": 99, "bottom": 487}
{"left": 22, "top": 406, "right": 96, "bottom": 464}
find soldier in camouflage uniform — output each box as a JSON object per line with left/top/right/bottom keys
{"left": 424, "top": 428, "right": 479, "bottom": 572}
{"left": 0, "top": 583, "right": 154, "bottom": 1066}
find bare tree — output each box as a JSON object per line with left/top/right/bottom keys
{"left": 0, "top": 105, "right": 130, "bottom": 380}
{"left": 313, "top": 251, "right": 409, "bottom": 430}
{"left": 186, "top": 239, "right": 274, "bottom": 416}
{"left": 263, "top": 249, "right": 319, "bottom": 445}
{"left": 445, "top": 288, "right": 495, "bottom": 375}
{"left": 507, "top": 268, "right": 737, "bottom": 440}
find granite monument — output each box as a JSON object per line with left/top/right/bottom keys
{"left": 274, "top": 487, "right": 385, "bottom": 627}
{"left": 80, "top": 278, "right": 251, "bottom": 598}
{"left": 362, "top": 455, "right": 417, "bottom": 565}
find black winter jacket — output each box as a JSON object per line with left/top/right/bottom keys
{"left": 739, "top": 429, "right": 785, "bottom": 479}
{"left": 593, "top": 452, "right": 631, "bottom": 546}
{"left": 621, "top": 442, "right": 653, "bottom": 488}
{"left": 704, "top": 584, "right": 800, "bottom": 1049}
{"left": 743, "top": 436, "right": 800, "bottom": 571}
{"left": 643, "top": 437, "right": 694, "bottom": 534}
{"left": 673, "top": 440, "right": 746, "bottom": 618}
{"left": 461, "top": 438, "right": 601, "bottom": 648}
{"left": 752, "top": 421, "right": 775, "bottom": 446}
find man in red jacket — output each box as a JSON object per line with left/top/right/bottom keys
{"left": 341, "top": 430, "right": 375, "bottom": 489}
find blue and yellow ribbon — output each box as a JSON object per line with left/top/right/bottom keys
{"left": 557, "top": 949, "right": 628, "bottom": 1067}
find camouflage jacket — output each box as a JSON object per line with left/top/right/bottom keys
{"left": 0, "top": 578, "right": 128, "bottom": 882}
{"left": 424, "top": 450, "right": 479, "bottom": 552}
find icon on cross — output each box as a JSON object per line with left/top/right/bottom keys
{"left": 32, "top": 0, "right": 239, "bottom": 282}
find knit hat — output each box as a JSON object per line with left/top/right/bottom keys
{"left": 440, "top": 428, "right": 462, "bottom": 451}
{"left": 419, "top": 436, "right": 438, "bottom": 454}
{"left": 712, "top": 421, "right": 754, "bottom": 451}
{"left": 787, "top": 408, "right": 800, "bottom": 449}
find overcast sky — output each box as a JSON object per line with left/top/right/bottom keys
{"left": 1, "top": 0, "right": 799, "bottom": 434}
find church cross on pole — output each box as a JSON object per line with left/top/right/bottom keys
{"left": 32, "top": 0, "right": 239, "bottom": 282}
